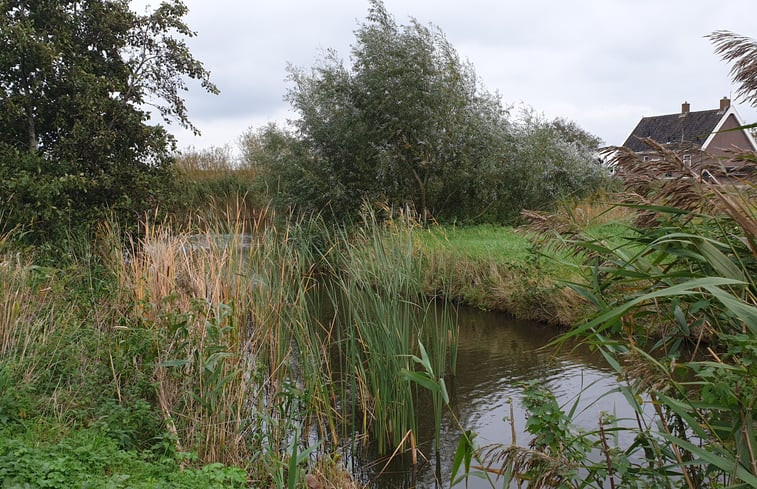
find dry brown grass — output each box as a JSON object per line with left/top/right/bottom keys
{"left": 521, "top": 191, "right": 634, "bottom": 235}
{"left": 174, "top": 146, "right": 258, "bottom": 183}
{"left": 110, "top": 204, "right": 322, "bottom": 466}
{"left": 477, "top": 443, "right": 577, "bottom": 489}
{"left": 306, "top": 458, "right": 366, "bottom": 489}
{"left": 121, "top": 224, "right": 255, "bottom": 461}
{"left": 0, "top": 252, "right": 64, "bottom": 384}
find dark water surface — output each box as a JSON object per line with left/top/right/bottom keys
{"left": 349, "top": 305, "right": 631, "bottom": 488}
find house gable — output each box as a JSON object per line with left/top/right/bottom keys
{"left": 702, "top": 111, "right": 757, "bottom": 155}
{"left": 620, "top": 98, "right": 757, "bottom": 180}
{"left": 623, "top": 98, "right": 756, "bottom": 156}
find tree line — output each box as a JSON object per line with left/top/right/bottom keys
{"left": 1, "top": 0, "right": 607, "bottom": 244}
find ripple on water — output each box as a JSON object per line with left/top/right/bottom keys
{"left": 363, "top": 306, "right": 637, "bottom": 488}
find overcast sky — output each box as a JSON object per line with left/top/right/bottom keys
{"left": 129, "top": 0, "right": 757, "bottom": 152}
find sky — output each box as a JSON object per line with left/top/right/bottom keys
{"left": 129, "top": 0, "right": 757, "bottom": 153}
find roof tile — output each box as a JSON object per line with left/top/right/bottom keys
{"left": 622, "top": 109, "right": 723, "bottom": 152}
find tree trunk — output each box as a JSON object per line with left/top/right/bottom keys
{"left": 26, "top": 106, "right": 37, "bottom": 152}
{"left": 411, "top": 167, "right": 428, "bottom": 221}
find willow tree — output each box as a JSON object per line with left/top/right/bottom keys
{"left": 276, "top": 1, "right": 605, "bottom": 222}
{"left": 284, "top": 0, "right": 511, "bottom": 220}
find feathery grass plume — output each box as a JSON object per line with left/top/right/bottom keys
{"left": 555, "top": 154, "right": 756, "bottom": 485}
{"left": 603, "top": 140, "right": 728, "bottom": 227}
{"left": 708, "top": 30, "right": 757, "bottom": 107}
{"left": 520, "top": 191, "right": 633, "bottom": 237}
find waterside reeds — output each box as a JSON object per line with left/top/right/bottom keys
{"left": 100, "top": 205, "right": 459, "bottom": 479}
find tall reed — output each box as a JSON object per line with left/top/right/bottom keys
{"left": 0, "top": 251, "right": 64, "bottom": 384}
{"left": 108, "top": 201, "right": 461, "bottom": 480}
{"left": 327, "top": 211, "right": 458, "bottom": 456}
{"left": 113, "top": 203, "right": 328, "bottom": 467}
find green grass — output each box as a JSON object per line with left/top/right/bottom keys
{"left": 415, "top": 224, "right": 596, "bottom": 324}
{"left": 0, "top": 421, "right": 248, "bottom": 488}
{"left": 418, "top": 222, "right": 634, "bottom": 271}
{"left": 419, "top": 224, "right": 533, "bottom": 264}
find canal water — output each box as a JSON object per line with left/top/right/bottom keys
{"left": 348, "top": 305, "right": 632, "bottom": 488}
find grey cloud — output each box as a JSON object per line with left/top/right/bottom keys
{"left": 130, "top": 0, "right": 757, "bottom": 150}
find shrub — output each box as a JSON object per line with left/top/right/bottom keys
{"left": 265, "top": 1, "right": 606, "bottom": 224}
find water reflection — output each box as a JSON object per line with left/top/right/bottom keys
{"left": 357, "top": 305, "right": 630, "bottom": 489}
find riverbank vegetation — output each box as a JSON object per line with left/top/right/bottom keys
{"left": 416, "top": 196, "right": 635, "bottom": 325}
{"left": 3, "top": 0, "right": 757, "bottom": 487}
{"left": 442, "top": 135, "right": 757, "bottom": 487}
{"left": 0, "top": 207, "right": 461, "bottom": 487}
{"left": 4, "top": 172, "right": 754, "bottom": 486}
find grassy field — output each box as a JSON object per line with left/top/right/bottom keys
{"left": 419, "top": 224, "right": 534, "bottom": 264}
{"left": 414, "top": 211, "right": 635, "bottom": 326}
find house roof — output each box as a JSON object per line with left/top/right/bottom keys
{"left": 622, "top": 109, "right": 724, "bottom": 152}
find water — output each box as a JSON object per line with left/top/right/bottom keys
{"left": 349, "top": 305, "right": 634, "bottom": 488}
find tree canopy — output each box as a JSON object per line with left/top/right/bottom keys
{"left": 266, "top": 0, "right": 605, "bottom": 222}
{"left": 0, "top": 0, "right": 217, "bottom": 240}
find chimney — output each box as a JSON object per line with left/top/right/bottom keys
{"left": 719, "top": 96, "right": 730, "bottom": 112}
{"left": 681, "top": 101, "right": 690, "bottom": 116}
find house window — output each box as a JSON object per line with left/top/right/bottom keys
{"left": 643, "top": 156, "right": 650, "bottom": 162}
{"left": 683, "top": 154, "right": 692, "bottom": 167}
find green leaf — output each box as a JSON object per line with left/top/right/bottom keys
{"left": 655, "top": 394, "right": 708, "bottom": 439}
{"left": 696, "top": 238, "right": 746, "bottom": 282}
{"left": 157, "top": 358, "right": 191, "bottom": 368}
{"left": 416, "top": 339, "right": 433, "bottom": 374}
{"left": 658, "top": 432, "right": 757, "bottom": 486}
{"left": 673, "top": 304, "right": 690, "bottom": 335}
{"left": 439, "top": 377, "right": 449, "bottom": 405}
{"left": 703, "top": 285, "right": 757, "bottom": 334}
{"left": 556, "top": 277, "right": 747, "bottom": 343}
{"left": 401, "top": 369, "right": 439, "bottom": 394}
{"left": 288, "top": 431, "right": 299, "bottom": 489}
{"left": 203, "top": 351, "right": 234, "bottom": 372}
{"left": 450, "top": 431, "right": 476, "bottom": 486}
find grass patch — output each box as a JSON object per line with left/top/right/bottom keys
{"left": 415, "top": 224, "right": 586, "bottom": 325}
{"left": 420, "top": 224, "right": 533, "bottom": 264}
{"left": 412, "top": 192, "right": 639, "bottom": 325}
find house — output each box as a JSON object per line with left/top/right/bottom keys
{"left": 622, "top": 97, "right": 757, "bottom": 178}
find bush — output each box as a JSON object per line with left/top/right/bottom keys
{"left": 0, "top": 145, "right": 174, "bottom": 244}
{"left": 0, "top": 424, "right": 248, "bottom": 488}
{"left": 260, "top": 1, "right": 606, "bottom": 224}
